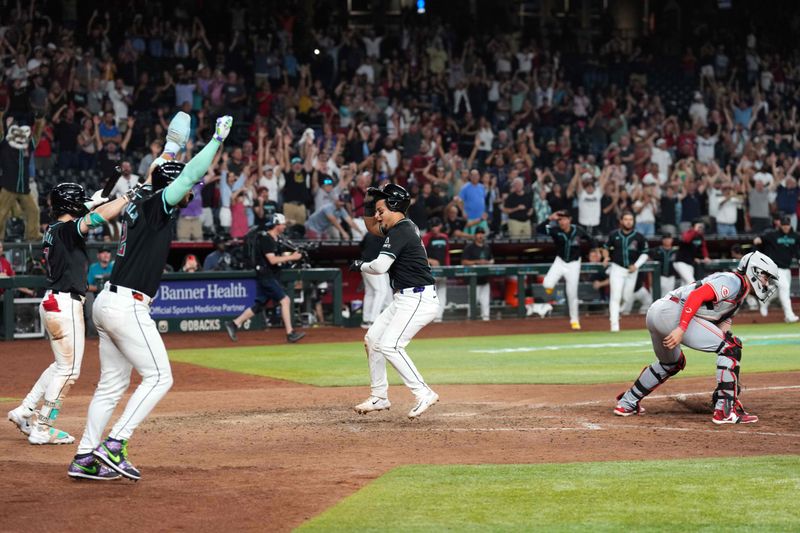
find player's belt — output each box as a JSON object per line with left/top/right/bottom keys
{"left": 395, "top": 285, "right": 435, "bottom": 295}
{"left": 49, "top": 290, "right": 83, "bottom": 302}
{"left": 106, "top": 283, "right": 151, "bottom": 304}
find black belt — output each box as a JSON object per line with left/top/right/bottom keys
{"left": 55, "top": 291, "right": 83, "bottom": 301}
{"left": 109, "top": 284, "right": 146, "bottom": 301}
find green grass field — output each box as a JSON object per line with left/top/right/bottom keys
{"left": 170, "top": 323, "right": 800, "bottom": 386}
{"left": 298, "top": 456, "right": 800, "bottom": 532}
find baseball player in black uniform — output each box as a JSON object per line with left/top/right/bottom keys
{"left": 754, "top": 215, "right": 799, "bottom": 322}
{"left": 603, "top": 211, "right": 649, "bottom": 332}
{"left": 349, "top": 184, "right": 440, "bottom": 419}
{"left": 67, "top": 116, "right": 232, "bottom": 481}
{"left": 653, "top": 233, "right": 678, "bottom": 297}
{"left": 8, "top": 183, "right": 131, "bottom": 449}
{"left": 224, "top": 213, "right": 306, "bottom": 343}
{"left": 536, "top": 210, "right": 595, "bottom": 330}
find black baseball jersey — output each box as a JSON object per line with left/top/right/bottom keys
{"left": 423, "top": 231, "right": 449, "bottom": 265}
{"left": 379, "top": 218, "right": 435, "bottom": 290}
{"left": 42, "top": 219, "right": 89, "bottom": 295}
{"left": 605, "top": 229, "right": 649, "bottom": 268}
{"left": 538, "top": 221, "right": 594, "bottom": 262}
{"left": 758, "top": 229, "right": 799, "bottom": 269}
{"left": 111, "top": 189, "right": 176, "bottom": 297}
{"left": 654, "top": 246, "right": 678, "bottom": 277}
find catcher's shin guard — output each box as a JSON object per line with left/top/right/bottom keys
{"left": 617, "top": 352, "right": 686, "bottom": 411}
{"left": 712, "top": 332, "right": 745, "bottom": 411}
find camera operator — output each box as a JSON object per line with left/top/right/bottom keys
{"left": 224, "top": 213, "right": 306, "bottom": 343}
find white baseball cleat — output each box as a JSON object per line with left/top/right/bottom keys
{"left": 28, "top": 422, "right": 75, "bottom": 445}
{"left": 8, "top": 406, "right": 33, "bottom": 436}
{"left": 785, "top": 315, "right": 799, "bottom": 323}
{"left": 354, "top": 397, "right": 391, "bottom": 414}
{"left": 408, "top": 391, "right": 439, "bottom": 419}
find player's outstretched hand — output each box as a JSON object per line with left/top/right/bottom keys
{"left": 349, "top": 260, "right": 364, "bottom": 272}
{"left": 84, "top": 189, "right": 109, "bottom": 211}
{"left": 213, "top": 116, "right": 234, "bottom": 142}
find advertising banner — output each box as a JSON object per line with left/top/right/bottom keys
{"left": 150, "top": 278, "right": 257, "bottom": 319}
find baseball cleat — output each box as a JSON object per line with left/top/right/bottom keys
{"left": 28, "top": 423, "right": 75, "bottom": 445}
{"left": 785, "top": 315, "right": 799, "bottom": 323}
{"left": 94, "top": 438, "right": 141, "bottom": 481}
{"left": 287, "top": 330, "right": 306, "bottom": 343}
{"left": 68, "top": 454, "right": 122, "bottom": 481}
{"left": 224, "top": 320, "right": 238, "bottom": 342}
{"left": 610, "top": 323, "right": 620, "bottom": 333}
{"left": 712, "top": 409, "right": 758, "bottom": 424}
{"left": 354, "top": 396, "right": 391, "bottom": 414}
{"left": 570, "top": 321, "right": 581, "bottom": 330}
{"left": 408, "top": 391, "right": 439, "bottom": 419}
{"left": 613, "top": 404, "right": 645, "bottom": 417}
{"left": 8, "top": 406, "right": 33, "bottom": 436}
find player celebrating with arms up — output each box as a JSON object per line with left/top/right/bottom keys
{"left": 67, "top": 116, "right": 232, "bottom": 481}
{"left": 614, "top": 251, "right": 780, "bottom": 424}
{"left": 8, "top": 183, "right": 133, "bottom": 445}
{"left": 349, "top": 184, "right": 441, "bottom": 419}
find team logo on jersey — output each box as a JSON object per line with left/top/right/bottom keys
{"left": 383, "top": 237, "right": 391, "bottom": 249}
{"left": 721, "top": 286, "right": 730, "bottom": 298}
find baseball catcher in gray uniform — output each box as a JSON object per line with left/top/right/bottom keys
{"left": 614, "top": 251, "right": 780, "bottom": 424}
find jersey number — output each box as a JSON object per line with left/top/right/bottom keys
{"left": 118, "top": 221, "right": 128, "bottom": 257}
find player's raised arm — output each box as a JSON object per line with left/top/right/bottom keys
{"left": 163, "top": 116, "right": 232, "bottom": 207}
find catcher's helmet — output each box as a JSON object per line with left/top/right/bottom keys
{"left": 50, "top": 183, "right": 90, "bottom": 218}
{"left": 151, "top": 161, "right": 186, "bottom": 191}
{"left": 737, "top": 251, "right": 780, "bottom": 303}
{"left": 368, "top": 183, "right": 411, "bottom": 214}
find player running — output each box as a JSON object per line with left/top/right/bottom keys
{"left": 349, "top": 184, "right": 440, "bottom": 419}
{"left": 613, "top": 251, "right": 780, "bottom": 425}
{"left": 7, "top": 183, "right": 132, "bottom": 445}
{"left": 67, "top": 116, "right": 232, "bottom": 481}
{"left": 536, "top": 210, "right": 595, "bottom": 330}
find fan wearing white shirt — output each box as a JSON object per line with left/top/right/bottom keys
{"left": 109, "top": 161, "right": 140, "bottom": 198}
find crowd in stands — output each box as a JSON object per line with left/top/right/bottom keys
{"left": 1, "top": 0, "right": 799, "bottom": 257}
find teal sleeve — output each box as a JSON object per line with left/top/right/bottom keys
{"left": 163, "top": 139, "right": 221, "bottom": 206}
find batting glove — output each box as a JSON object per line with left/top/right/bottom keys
{"left": 83, "top": 190, "right": 109, "bottom": 211}
{"left": 213, "top": 116, "right": 234, "bottom": 142}
{"left": 349, "top": 260, "right": 364, "bottom": 272}
{"left": 165, "top": 111, "right": 191, "bottom": 153}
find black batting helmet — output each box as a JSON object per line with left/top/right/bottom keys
{"left": 151, "top": 161, "right": 186, "bottom": 191}
{"left": 368, "top": 184, "right": 411, "bottom": 214}
{"left": 50, "top": 183, "right": 90, "bottom": 218}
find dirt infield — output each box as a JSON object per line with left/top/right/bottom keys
{"left": 1, "top": 313, "right": 798, "bottom": 532}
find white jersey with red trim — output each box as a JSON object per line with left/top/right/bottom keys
{"left": 667, "top": 271, "right": 749, "bottom": 324}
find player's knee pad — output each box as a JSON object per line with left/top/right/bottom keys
{"left": 662, "top": 352, "right": 686, "bottom": 377}
{"left": 717, "top": 331, "right": 742, "bottom": 361}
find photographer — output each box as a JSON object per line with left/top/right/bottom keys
{"left": 224, "top": 214, "right": 306, "bottom": 343}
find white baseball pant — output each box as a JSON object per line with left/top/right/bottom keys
{"left": 622, "top": 286, "right": 653, "bottom": 315}
{"left": 660, "top": 275, "right": 676, "bottom": 298}
{"left": 542, "top": 257, "right": 581, "bottom": 323}
{"left": 77, "top": 284, "right": 173, "bottom": 454}
{"left": 608, "top": 263, "right": 637, "bottom": 329}
{"left": 362, "top": 271, "right": 392, "bottom": 323}
{"left": 673, "top": 261, "right": 695, "bottom": 285}
{"left": 759, "top": 267, "right": 798, "bottom": 321}
{"left": 20, "top": 291, "right": 86, "bottom": 423}
{"left": 434, "top": 278, "right": 447, "bottom": 321}
{"left": 468, "top": 283, "right": 491, "bottom": 320}
{"left": 363, "top": 285, "right": 438, "bottom": 401}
